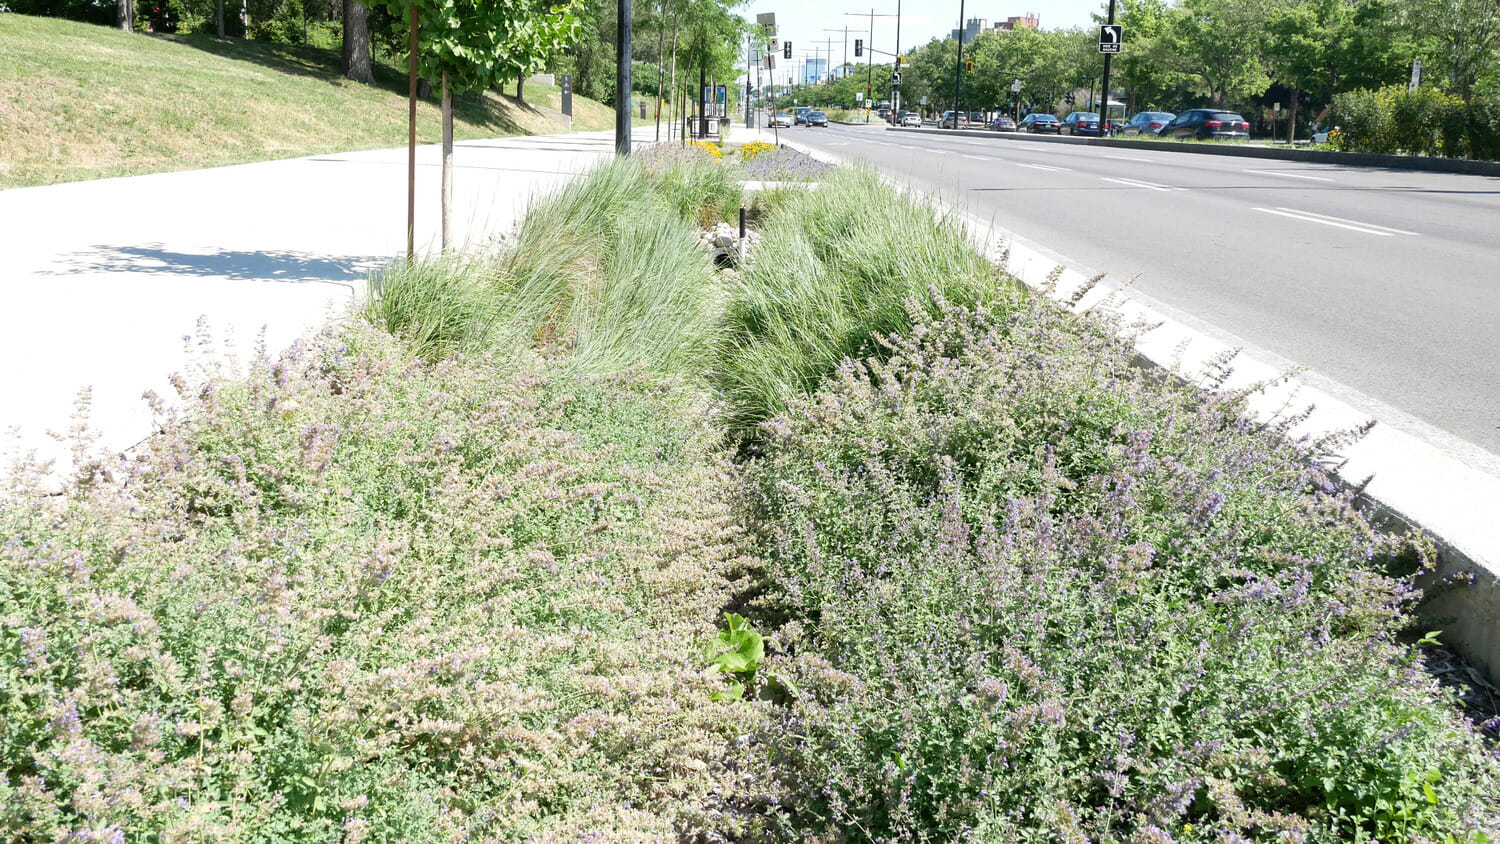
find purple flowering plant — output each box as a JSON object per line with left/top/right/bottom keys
{"left": 735, "top": 293, "right": 1500, "bottom": 840}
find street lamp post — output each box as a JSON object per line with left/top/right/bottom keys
{"left": 847, "top": 8, "right": 897, "bottom": 122}
{"left": 951, "top": 0, "right": 965, "bottom": 128}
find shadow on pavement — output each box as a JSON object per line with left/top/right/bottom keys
{"left": 44, "top": 245, "right": 381, "bottom": 284}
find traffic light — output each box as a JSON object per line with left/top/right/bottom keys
{"left": 784, "top": 41, "right": 792, "bottom": 60}
{"left": 854, "top": 39, "right": 863, "bottom": 57}
{"left": 965, "top": 60, "right": 974, "bottom": 77}
{"left": 1065, "top": 91, "right": 1075, "bottom": 105}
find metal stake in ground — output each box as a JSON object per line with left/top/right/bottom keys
{"left": 406, "top": 2, "right": 417, "bottom": 262}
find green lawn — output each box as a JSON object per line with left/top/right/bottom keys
{"left": 0, "top": 14, "right": 628, "bottom": 188}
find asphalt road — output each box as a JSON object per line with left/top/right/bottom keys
{"left": 783, "top": 122, "right": 1500, "bottom": 461}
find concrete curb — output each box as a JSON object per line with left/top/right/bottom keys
{"left": 889, "top": 125, "right": 1500, "bottom": 177}
{"left": 746, "top": 122, "right": 1500, "bottom": 684}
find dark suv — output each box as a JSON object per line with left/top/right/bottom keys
{"left": 1158, "top": 109, "right": 1249, "bottom": 140}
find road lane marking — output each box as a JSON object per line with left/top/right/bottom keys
{"left": 1253, "top": 206, "right": 1420, "bottom": 236}
{"left": 963, "top": 154, "right": 992, "bottom": 161}
{"left": 899, "top": 144, "right": 920, "bottom": 149}
{"left": 1101, "top": 176, "right": 1178, "bottom": 191}
{"left": 1101, "top": 153, "right": 1151, "bottom": 162}
{"left": 1015, "top": 162, "right": 1067, "bottom": 171}
{"left": 1244, "top": 169, "right": 1334, "bottom": 182}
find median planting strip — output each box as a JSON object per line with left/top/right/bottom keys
{"left": 3, "top": 139, "right": 1497, "bottom": 839}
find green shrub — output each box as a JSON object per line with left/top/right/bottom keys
{"left": 0, "top": 323, "right": 759, "bottom": 840}
{"left": 736, "top": 295, "right": 1500, "bottom": 840}
{"left": 1333, "top": 85, "right": 1500, "bottom": 160}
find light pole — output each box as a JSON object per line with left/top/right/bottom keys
{"left": 1099, "top": 0, "right": 1117, "bottom": 132}
{"left": 846, "top": 9, "right": 898, "bottom": 121}
{"left": 825, "top": 25, "right": 866, "bottom": 77}
{"left": 951, "top": 0, "right": 965, "bottom": 128}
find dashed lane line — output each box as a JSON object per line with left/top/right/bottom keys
{"left": 1244, "top": 169, "right": 1334, "bottom": 182}
{"left": 1101, "top": 176, "right": 1180, "bottom": 192}
{"left": 1253, "top": 206, "right": 1420, "bottom": 236}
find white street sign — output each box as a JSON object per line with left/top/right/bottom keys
{"left": 1010, "top": 79, "right": 1022, "bottom": 93}
{"left": 1410, "top": 59, "right": 1423, "bottom": 92}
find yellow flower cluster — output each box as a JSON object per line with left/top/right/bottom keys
{"left": 738, "top": 140, "right": 775, "bottom": 162}
{"left": 689, "top": 140, "right": 724, "bottom": 160}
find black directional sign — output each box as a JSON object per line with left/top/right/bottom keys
{"left": 891, "top": 71, "right": 902, "bottom": 84}
{"left": 1098, "top": 24, "right": 1122, "bottom": 54}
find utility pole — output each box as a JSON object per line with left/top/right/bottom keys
{"left": 615, "top": 0, "right": 632, "bottom": 156}
{"left": 847, "top": 9, "right": 896, "bottom": 121}
{"left": 951, "top": 0, "right": 966, "bottom": 127}
{"left": 892, "top": 0, "right": 902, "bottom": 116}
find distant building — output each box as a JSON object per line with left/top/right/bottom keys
{"left": 949, "top": 17, "right": 988, "bottom": 43}
{"left": 800, "top": 59, "right": 828, "bottom": 85}
{"left": 994, "top": 13, "right": 1039, "bottom": 31}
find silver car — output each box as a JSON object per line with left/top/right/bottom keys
{"left": 901, "top": 112, "right": 922, "bottom": 127}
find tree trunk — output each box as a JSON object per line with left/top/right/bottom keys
{"left": 417, "top": 78, "right": 433, "bottom": 98}
{"left": 341, "top": 0, "right": 374, "bottom": 84}
{"left": 654, "top": 0, "right": 672, "bottom": 141}
{"left": 441, "top": 70, "right": 454, "bottom": 252}
{"left": 667, "top": 24, "right": 680, "bottom": 142}
{"left": 517, "top": 73, "right": 526, "bottom": 102}
{"left": 216, "top": 0, "right": 224, "bottom": 36}
{"left": 118, "top": 0, "right": 133, "bottom": 31}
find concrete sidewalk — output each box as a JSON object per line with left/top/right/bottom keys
{"left": 0, "top": 128, "right": 657, "bottom": 472}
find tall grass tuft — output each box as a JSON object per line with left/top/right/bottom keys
{"left": 365, "top": 254, "right": 497, "bottom": 362}
{"left": 366, "top": 156, "right": 737, "bottom": 379}
{"left": 715, "top": 166, "right": 1020, "bottom": 436}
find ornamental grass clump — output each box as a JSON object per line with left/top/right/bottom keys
{"left": 0, "top": 322, "right": 765, "bottom": 840}
{"left": 715, "top": 166, "right": 1018, "bottom": 436}
{"left": 738, "top": 294, "right": 1500, "bottom": 840}
{"left": 369, "top": 156, "right": 730, "bottom": 379}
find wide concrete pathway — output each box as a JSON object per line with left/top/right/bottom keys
{"left": 0, "top": 128, "right": 658, "bottom": 472}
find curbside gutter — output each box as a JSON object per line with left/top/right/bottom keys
{"left": 755, "top": 125, "right": 1500, "bottom": 685}
{"left": 888, "top": 125, "right": 1500, "bottom": 177}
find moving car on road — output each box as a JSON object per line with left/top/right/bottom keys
{"left": 806, "top": 110, "right": 829, "bottom": 127}
{"left": 1158, "top": 109, "right": 1250, "bottom": 141}
{"left": 939, "top": 110, "right": 970, "bottom": 129}
{"left": 769, "top": 112, "right": 794, "bottom": 128}
{"left": 1018, "top": 113, "right": 1061, "bottom": 134}
{"left": 989, "top": 115, "right": 1017, "bottom": 132}
{"left": 794, "top": 106, "right": 813, "bottom": 125}
{"left": 1061, "top": 112, "right": 1101, "bottom": 136}
{"left": 1119, "top": 111, "right": 1175, "bottom": 137}
{"left": 901, "top": 111, "right": 922, "bottom": 127}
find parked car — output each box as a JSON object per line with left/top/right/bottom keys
{"left": 990, "top": 115, "right": 1017, "bottom": 132}
{"left": 769, "top": 112, "right": 794, "bottom": 128}
{"left": 1158, "top": 109, "right": 1250, "bottom": 140}
{"left": 901, "top": 111, "right": 922, "bottom": 127}
{"left": 877, "top": 107, "right": 892, "bottom": 119}
{"left": 806, "top": 110, "right": 829, "bottom": 127}
{"left": 794, "top": 106, "right": 812, "bottom": 125}
{"left": 1018, "top": 113, "right": 1061, "bottom": 134}
{"left": 1119, "top": 111, "right": 1175, "bottom": 137}
{"left": 939, "top": 110, "right": 970, "bottom": 129}
{"left": 1310, "top": 123, "right": 1339, "bottom": 144}
{"left": 1061, "top": 111, "right": 1102, "bottom": 136}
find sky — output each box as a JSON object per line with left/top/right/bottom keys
{"left": 733, "top": 0, "right": 1108, "bottom": 77}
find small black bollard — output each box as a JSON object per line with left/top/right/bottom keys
{"left": 739, "top": 205, "right": 746, "bottom": 239}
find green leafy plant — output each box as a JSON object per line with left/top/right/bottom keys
{"left": 705, "top": 613, "right": 770, "bottom": 701}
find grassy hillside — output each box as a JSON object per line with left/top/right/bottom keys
{"left": 0, "top": 14, "right": 626, "bottom": 188}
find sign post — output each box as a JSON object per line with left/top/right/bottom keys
{"left": 1097, "top": 9, "right": 1121, "bottom": 133}
{"left": 560, "top": 74, "right": 573, "bottom": 131}
{"left": 1409, "top": 59, "right": 1423, "bottom": 93}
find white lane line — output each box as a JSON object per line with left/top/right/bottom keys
{"left": 827, "top": 142, "right": 850, "bottom": 146}
{"left": 1101, "top": 176, "right": 1179, "bottom": 192}
{"left": 1244, "top": 169, "right": 1334, "bottom": 182}
{"left": 899, "top": 144, "right": 920, "bottom": 149}
{"left": 1101, "top": 153, "right": 1151, "bottom": 162}
{"left": 1015, "top": 162, "right": 1067, "bottom": 172}
{"left": 1253, "top": 206, "right": 1420, "bottom": 237}
{"left": 963, "top": 154, "right": 992, "bottom": 161}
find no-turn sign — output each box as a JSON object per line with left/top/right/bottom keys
{"left": 1098, "top": 24, "right": 1122, "bottom": 54}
